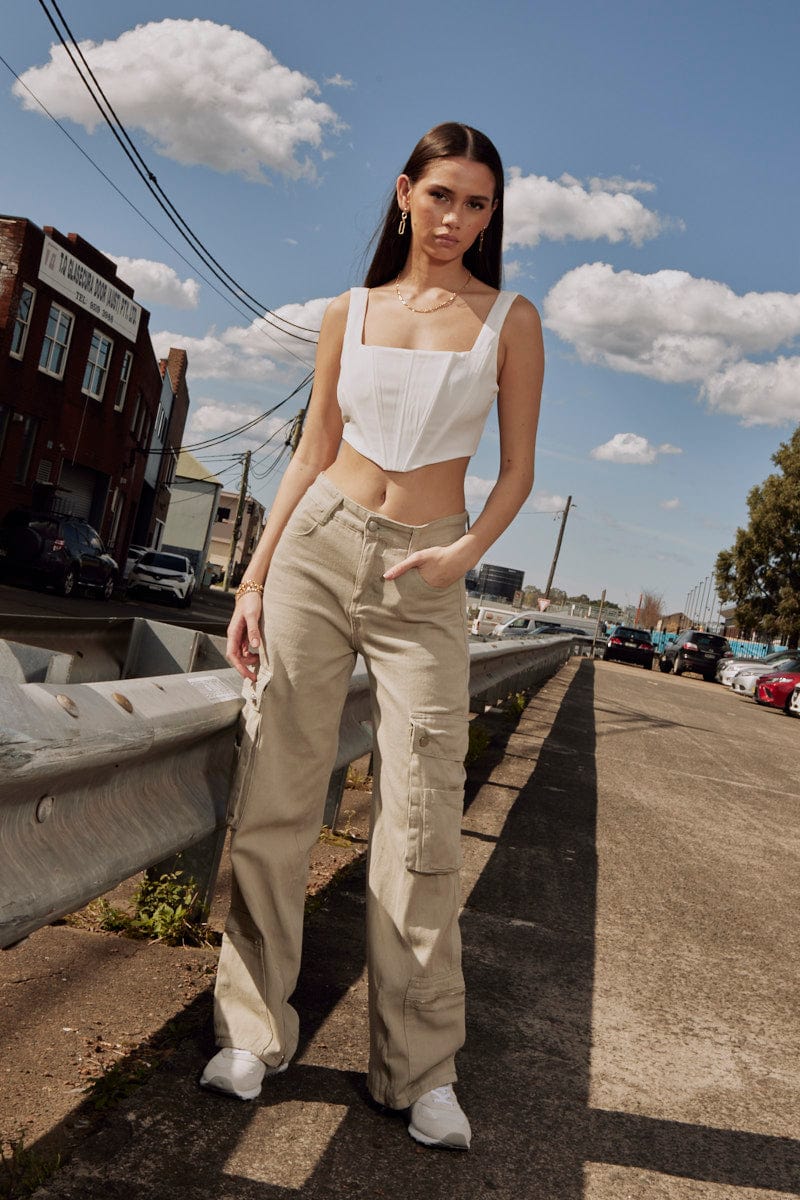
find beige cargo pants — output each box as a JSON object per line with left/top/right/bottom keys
{"left": 214, "top": 473, "right": 471, "bottom": 1109}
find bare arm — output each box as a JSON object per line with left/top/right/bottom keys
{"left": 385, "top": 296, "right": 544, "bottom": 587}
{"left": 227, "top": 293, "right": 348, "bottom": 676}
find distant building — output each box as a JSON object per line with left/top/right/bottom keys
{"left": 208, "top": 490, "right": 266, "bottom": 586}
{"left": 658, "top": 611, "right": 692, "bottom": 633}
{"left": 0, "top": 216, "right": 163, "bottom": 564}
{"left": 131, "top": 348, "right": 190, "bottom": 550}
{"left": 475, "top": 562, "right": 525, "bottom": 602}
{"left": 161, "top": 451, "right": 223, "bottom": 574}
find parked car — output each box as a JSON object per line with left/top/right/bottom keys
{"left": 491, "top": 613, "right": 542, "bottom": 638}
{"left": 732, "top": 656, "right": 800, "bottom": 698}
{"left": 124, "top": 544, "right": 150, "bottom": 579}
{"left": 754, "top": 670, "right": 800, "bottom": 714}
{"left": 602, "top": 625, "right": 654, "bottom": 669}
{"left": 127, "top": 551, "right": 195, "bottom": 607}
{"left": 717, "top": 648, "right": 790, "bottom": 686}
{"left": 658, "top": 630, "right": 731, "bottom": 680}
{"left": 789, "top": 686, "right": 800, "bottom": 718}
{"left": 0, "top": 508, "right": 118, "bottom": 598}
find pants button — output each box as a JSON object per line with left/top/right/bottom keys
{"left": 367, "top": 518, "right": 379, "bottom": 532}
{"left": 418, "top": 734, "right": 430, "bottom": 747}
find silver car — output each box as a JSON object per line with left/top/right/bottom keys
{"left": 718, "top": 649, "right": 791, "bottom": 686}
{"left": 731, "top": 655, "right": 800, "bottom": 697}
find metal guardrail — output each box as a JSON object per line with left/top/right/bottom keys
{"left": 0, "top": 619, "right": 577, "bottom": 948}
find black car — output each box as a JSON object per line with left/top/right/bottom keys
{"left": 659, "top": 629, "right": 731, "bottom": 680}
{"left": 0, "top": 509, "right": 118, "bottom": 599}
{"left": 603, "top": 625, "right": 655, "bottom": 668}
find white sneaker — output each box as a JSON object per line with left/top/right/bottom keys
{"left": 408, "top": 1085, "right": 471, "bottom": 1150}
{"left": 200, "top": 1048, "right": 287, "bottom": 1100}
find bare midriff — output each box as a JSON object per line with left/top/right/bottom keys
{"left": 323, "top": 440, "right": 472, "bottom": 525}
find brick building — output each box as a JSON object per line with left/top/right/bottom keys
{"left": 0, "top": 217, "right": 186, "bottom": 564}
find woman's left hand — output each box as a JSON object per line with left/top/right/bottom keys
{"left": 383, "top": 545, "right": 464, "bottom": 590}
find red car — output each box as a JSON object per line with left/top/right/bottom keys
{"left": 754, "top": 671, "right": 800, "bottom": 714}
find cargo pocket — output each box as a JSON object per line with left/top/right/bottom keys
{"left": 405, "top": 714, "right": 467, "bottom": 873}
{"left": 226, "top": 657, "right": 273, "bottom": 829}
{"left": 214, "top": 909, "right": 276, "bottom": 1052}
{"left": 404, "top": 968, "right": 466, "bottom": 1084}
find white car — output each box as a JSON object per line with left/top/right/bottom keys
{"left": 124, "top": 544, "right": 150, "bottom": 579}
{"left": 789, "top": 686, "right": 800, "bottom": 717}
{"left": 731, "top": 654, "right": 800, "bottom": 697}
{"left": 128, "top": 550, "right": 195, "bottom": 608}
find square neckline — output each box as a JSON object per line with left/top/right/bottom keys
{"left": 357, "top": 286, "right": 507, "bottom": 356}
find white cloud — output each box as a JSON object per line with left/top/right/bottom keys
{"left": 530, "top": 490, "right": 567, "bottom": 512}
{"left": 15, "top": 20, "right": 343, "bottom": 181}
{"left": 544, "top": 263, "right": 800, "bottom": 425}
{"left": 186, "top": 402, "right": 287, "bottom": 445}
{"left": 504, "top": 169, "right": 673, "bottom": 249}
{"left": 701, "top": 356, "right": 800, "bottom": 426}
{"left": 591, "top": 433, "right": 683, "bottom": 465}
{"left": 545, "top": 263, "right": 800, "bottom": 383}
{"left": 587, "top": 175, "right": 657, "bottom": 195}
{"left": 465, "top": 475, "right": 494, "bottom": 502}
{"left": 151, "top": 296, "right": 330, "bottom": 382}
{"left": 104, "top": 254, "right": 199, "bottom": 309}
{"left": 324, "top": 73, "right": 354, "bottom": 88}
{"left": 660, "top": 498, "right": 681, "bottom": 510}
{"left": 503, "top": 260, "right": 523, "bottom": 282}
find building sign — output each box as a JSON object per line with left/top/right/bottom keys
{"left": 38, "top": 235, "right": 141, "bottom": 340}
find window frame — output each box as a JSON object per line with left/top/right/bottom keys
{"left": 10, "top": 284, "right": 36, "bottom": 359}
{"left": 82, "top": 329, "right": 114, "bottom": 401}
{"left": 114, "top": 349, "right": 133, "bottom": 412}
{"left": 38, "top": 302, "right": 74, "bottom": 380}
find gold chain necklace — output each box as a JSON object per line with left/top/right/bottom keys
{"left": 395, "top": 270, "right": 472, "bottom": 314}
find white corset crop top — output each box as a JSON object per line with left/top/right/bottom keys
{"left": 337, "top": 286, "right": 519, "bottom": 472}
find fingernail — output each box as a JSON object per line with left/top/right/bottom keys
{"left": 250, "top": 641, "right": 259, "bottom": 650}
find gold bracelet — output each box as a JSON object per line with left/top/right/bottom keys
{"left": 235, "top": 579, "right": 265, "bottom": 602}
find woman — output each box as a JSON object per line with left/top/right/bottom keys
{"left": 200, "top": 122, "right": 544, "bottom": 1150}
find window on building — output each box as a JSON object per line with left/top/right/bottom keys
{"left": 82, "top": 330, "right": 114, "bottom": 400}
{"left": 154, "top": 403, "right": 167, "bottom": 442}
{"left": 130, "top": 390, "right": 142, "bottom": 435}
{"left": 164, "top": 449, "right": 178, "bottom": 489}
{"left": 0, "top": 406, "right": 10, "bottom": 459}
{"left": 115, "top": 350, "right": 133, "bottom": 412}
{"left": 14, "top": 416, "right": 39, "bottom": 484}
{"left": 10, "top": 284, "right": 36, "bottom": 359}
{"left": 38, "top": 303, "right": 74, "bottom": 378}
{"left": 153, "top": 518, "right": 165, "bottom": 549}
{"left": 216, "top": 506, "right": 232, "bottom": 522}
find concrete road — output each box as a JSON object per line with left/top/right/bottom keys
{"left": 20, "top": 658, "right": 800, "bottom": 1198}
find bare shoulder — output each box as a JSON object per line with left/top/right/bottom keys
{"left": 504, "top": 293, "right": 542, "bottom": 340}
{"left": 322, "top": 290, "right": 352, "bottom": 328}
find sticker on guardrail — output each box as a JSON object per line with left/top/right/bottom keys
{"left": 186, "top": 675, "right": 241, "bottom": 703}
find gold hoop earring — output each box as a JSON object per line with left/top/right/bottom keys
{"left": 478, "top": 228, "right": 485, "bottom": 253}
{"left": 398, "top": 209, "right": 407, "bottom": 236}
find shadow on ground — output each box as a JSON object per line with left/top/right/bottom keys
{"left": 19, "top": 661, "right": 800, "bottom": 1198}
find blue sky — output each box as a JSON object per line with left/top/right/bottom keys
{"left": 2, "top": 0, "right": 798, "bottom": 612}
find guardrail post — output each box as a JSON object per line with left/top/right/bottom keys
{"left": 323, "top": 765, "right": 349, "bottom": 833}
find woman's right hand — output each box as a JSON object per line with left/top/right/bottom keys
{"left": 226, "top": 593, "right": 264, "bottom": 680}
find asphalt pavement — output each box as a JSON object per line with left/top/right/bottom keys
{"left": 8, "top": 657, "right": 800, "bottom": 1198}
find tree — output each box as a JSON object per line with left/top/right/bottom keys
{"left": 638, "top": 590, "right": 664, "bottom": 628}
{"left": 715, "top": 426, "right": 800, "bottom": 649}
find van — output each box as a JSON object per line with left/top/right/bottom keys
{"left": 470, "top": 605, "right": 517, "bottom": 637}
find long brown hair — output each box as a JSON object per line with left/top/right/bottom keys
{"left": 363, "top": 123, "right": 504, "bottom": 290}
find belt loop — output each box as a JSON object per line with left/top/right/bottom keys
{"left": 318, "top": 495, "right": 342, "bottom": 524}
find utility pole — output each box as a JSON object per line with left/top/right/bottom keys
{"left": 288, "top": 408, "right": 306, "bottom": 454}
{"left": 223, "top": 450, "right": 251, "bottom": 591}
{"left": 592, "top": 588, "right": 607, "bottom": 656}
{"left": 544, "top": 495, "right": 572, "bottom": 599}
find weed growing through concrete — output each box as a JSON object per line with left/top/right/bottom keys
{"left": 95, "top": 872, "right": 215, "bottom": 946}
{"left": 465, "top": 722, "right": 492, "bottom": 765}
{"left": 0, "top": 1134, "right": 60, "bottom": 1199}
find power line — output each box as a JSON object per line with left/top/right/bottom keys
{"left": 36, "top": 0, "right": 322, "bottom": 343}
{"left": 0, "top": 52, "right": 318, "bottom": 370}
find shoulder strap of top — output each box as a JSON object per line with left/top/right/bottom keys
{"left": 344, "top": 287, "right": 369, "bottom": 348}
{"left": 483, "top": 290, "right": 519, "bottom": 336}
